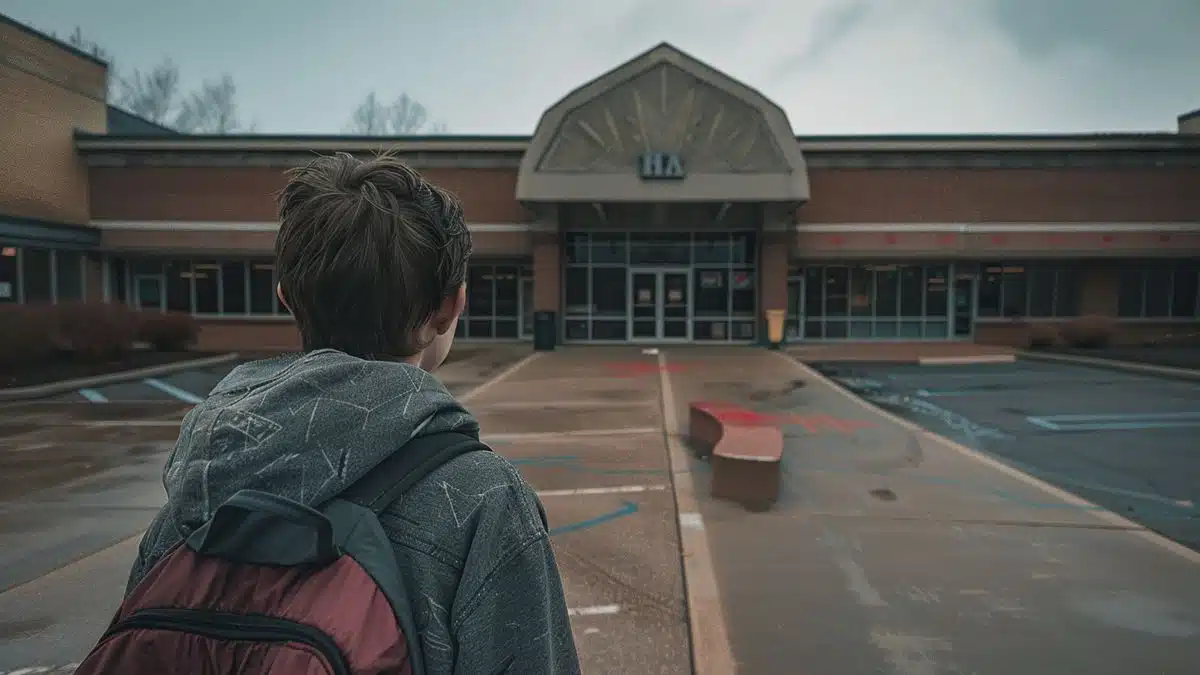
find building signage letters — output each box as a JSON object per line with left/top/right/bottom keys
{"left": 638, "top": 152, "right": 685, "bottom": 180}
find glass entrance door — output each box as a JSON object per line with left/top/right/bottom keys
{"left": 629, "top": 269, "right": 691, "bottom": 341}
{"left": 134, "top": 274, "right": 164, "bottom": 311}
{"left": 953, "top": 275, "right": 975, "bottom": 338}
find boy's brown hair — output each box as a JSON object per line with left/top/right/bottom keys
{"left": 275, "top": 152, "right": 472, "bottom": 358}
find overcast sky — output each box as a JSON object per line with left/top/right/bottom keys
{"left": 3, "top": 0, "right": 1197, "bottom": 135}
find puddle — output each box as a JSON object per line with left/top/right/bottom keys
{"left": 748, "top": 379, "right": 807, "bottom": 402}
{"left": 0, "top": 616, "right": 55, "bottom": 639}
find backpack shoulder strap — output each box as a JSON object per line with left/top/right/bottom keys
{"left": 341, "top": 431, "right": 489, "bottom": 513}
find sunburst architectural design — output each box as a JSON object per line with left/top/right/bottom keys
{"left": 537, "top": 64, "right": 787, "bottom": 175}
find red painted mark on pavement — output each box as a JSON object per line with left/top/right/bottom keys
{"left": 606, "top": 361, "right": 691, "bottom": 377}
{"left": 697, "top": 402, "right": 874, "bottom": 434}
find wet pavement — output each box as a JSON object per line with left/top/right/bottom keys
{"left": 0, "top": 344, "right": 533, "bottom": 672}
{"left": 665, "top": 348, "right": 1200, "bottom": 675}
{"left": 811, "top": 359, "right": 1200, "bottom": 551}
{"left": 469, "top": 347, "right": 690, "bottom": 675}
{"left": 6, "top": 343, "right": 1199, "bottom": 674}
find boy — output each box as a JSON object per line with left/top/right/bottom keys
{"left": 124, "top": 152, "right": 581, "bottom": 674}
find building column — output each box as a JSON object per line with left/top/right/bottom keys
{"left": 759, "top": 205, "right": 794, "bottom": 346}
{"left": 532, "top": 229, "right": 561, "bottom": 350}
{"left": 1079, "top": 261, "right": 1118, "bottom": 316}
{"left": 759, "top": 231, "right": 790, "bottom": 346}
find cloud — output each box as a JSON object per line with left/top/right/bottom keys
{"left": 2, "top": 0, "right": 1191, "bottom": 134}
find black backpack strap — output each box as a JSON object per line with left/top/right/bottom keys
{"left": 342, "top": 431, "right": 489, "bottom": 513}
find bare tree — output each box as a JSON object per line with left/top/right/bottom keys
{"left": 387, "top": 94, "right": 428, "bottom": 134}
{"left": 345, "top": 91, "right": 447, "bottom": 134}
{"left": 55, "top": 27, "right": 249, "bottom": 134}
{"left": 176, "top": 75, "right": 247, "bottom": 134}
{"left": 345, "top": 91, "right": 390, "bottom": 134}
{"left": 117, "top": 59, "right": 181, "bottom": 126}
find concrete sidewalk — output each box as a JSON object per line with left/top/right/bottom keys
{"left": 664, "top": 347, "right": 1200, "bottom": 675}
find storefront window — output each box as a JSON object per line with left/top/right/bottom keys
{"left": 459, "top": 263, "right": 530, "bottom": 339}
{"left": 249, "top": 261, "right": 277, "bottom": 314}
{"left": 591, "top": 267, "right": 627, "bottom": 316}
{"left": 164, "top": 261, "right": 191, "bottom": 312}
{"left": 193, "top": 262, "right": 221, "bottom": 314}
{"left": 1118, "top": 260, "right": 1200, "bottom": 318}
{"left": 0, "top": 246, "right": 17, "bottom": 303}
{"left": 109, "top": 258, "right": 127, "bottom": 304}
{"left": 55, "top": 251, "right": 84, "bottom": 301}
{"left": 977, "top": 261, "right": 1078, "bottom": 318}
{"left": 221, "top": 262, "right": 247, "bottom": 314}
{"left": 23, "top": 249, "right": 52, "bottom": 303}
{"left": 794, "top": 263, "right": 968, "bottom": 340}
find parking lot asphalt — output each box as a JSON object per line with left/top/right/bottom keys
{"left": 809, "top": 358, "right": 1200, "bottom": 551}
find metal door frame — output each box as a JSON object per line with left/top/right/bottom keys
{"left": 519, "top": 276, "right": 534, "bottom": 341}
{"left": 628, "top": 267, "right": 692, "bottom": 342}
{"left": 133, "top": 273, "right": 165, "bottom": 311}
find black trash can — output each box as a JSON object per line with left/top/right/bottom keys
{"left": 533, "top": 310, "right": 557, "bottom": 351}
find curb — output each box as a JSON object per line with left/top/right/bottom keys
{"left": 1018, "top": 350, "right": 1200, "bottom": 381}
{"left": 771, "top": 351, "right": 1200, "bottom": 567}
{"left": 657, "top": 352, "right": 737, "bottom": 675}
{"left": 917, "top": 354, "right": 1016, "bottom": 366}
{"left": 0, "top": 352, "right": 242, "bottom": 402}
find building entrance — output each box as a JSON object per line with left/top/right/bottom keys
{"left": 630, "top": 268, "right": 691, "bottom": 341}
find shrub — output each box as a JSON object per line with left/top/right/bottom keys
{"left": 55, "top": 302, "right": 140, "bottom": 363}
{"left": 0, "top": 304, "right": 59, "bottom": 369}
{"left": 1027, "top": 323, "right": 1060, "bottom": 348}
{"left": 1060, "top": 315, "right": 1116, "bottom": 349}
{"left": 138, "top": 311, "right": 199, "bottom": 351}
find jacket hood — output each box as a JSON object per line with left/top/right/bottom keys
{"left": 158, "top": 349, "right": 479, "bottom": 538}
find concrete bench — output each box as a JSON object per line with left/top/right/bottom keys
{"left": 688, "top": 402, "right": 785, "bottom": 512}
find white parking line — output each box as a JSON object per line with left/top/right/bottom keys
{"left": 484, "top": 427, "right": 659, "bottom": 442}
{"left": 537, "top": 484, "right": 668, "bottom": 498}
{"left": 79, "top": 420, "right": 181, "bottom": 428}
{"left": 77, "top": 388, "right": 108, "bottom": 403}
{"left": 568, "top": 604, "right": 620, "bottom": 617}
{"left": 476, "top": 399, "right": 659, "bottom": 410}
{"left": 143, "top": 378, "right": 204, "bottom": 404}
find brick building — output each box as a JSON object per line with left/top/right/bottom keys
{"left": 2, "top": 14, "right": 1199, "bottom": 351}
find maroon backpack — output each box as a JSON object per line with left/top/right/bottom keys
{"left": 76, "top": 432, "right": 487, "bottom": 675}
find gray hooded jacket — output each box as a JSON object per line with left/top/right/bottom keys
{"left": 127, "top": 349, "right": 581, "bottom": 674}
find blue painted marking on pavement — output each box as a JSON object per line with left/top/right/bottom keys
{"left": 78, "top": 388, "right": 108, "bottom": 403}
{"left": 1033, "top": 411, "right": 1200, "bottom": 422}
{"left": 1025, "top": 416, "right": 1062, "bottom": 431}
{"left": 916, "top": 389, "right": 974, "bottom": 398}
{"left": 550, "top": 501, "right": 638, "bottom": 536}
{"left": 1027, "top": 411, "right": 1200, "bottom": 432}
{"left": 143, "top": 377, "right": 204, "bottom": 404}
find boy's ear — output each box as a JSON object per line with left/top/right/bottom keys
{"left": 275, "top": 282, "right": 291, "bottom": 313}
{"left": 433, "top": 283, "right": 466, "bottom": 335}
